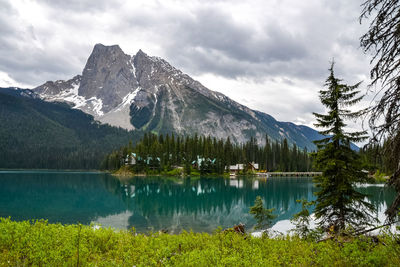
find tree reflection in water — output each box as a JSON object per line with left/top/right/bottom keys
{"left": 0, "top": 171, "right": 395, "bottom": 233}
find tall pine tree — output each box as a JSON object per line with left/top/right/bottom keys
{"left": 312, "top": 62, "right": 376, "bottom": 232}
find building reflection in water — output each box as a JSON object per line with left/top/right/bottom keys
{"left": 0, "top": 171, "right": 395, "bottom": 234}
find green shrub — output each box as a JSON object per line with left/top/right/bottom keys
{"left": 249, "top": 196, "right": 276, "bottom": 232}
{"left": 0, "top": 218, "right": 399, "bottom": 266}
{"left": 162, "top": 168, "right": 183, "bottom": 176}
{"left": 373, "top": 170, "right": 388, "bottom": 183}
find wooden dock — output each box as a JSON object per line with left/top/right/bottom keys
{"left": 259, "top": 172, "right": 322, "bottom": 177}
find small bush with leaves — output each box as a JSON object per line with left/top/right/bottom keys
{"left": 249, "top": 196, "right": 277, "bottom": 233}
{"left": 290, "top": 199, "right": 315, "bottom": 239}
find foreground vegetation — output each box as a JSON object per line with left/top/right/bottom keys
{"left": 1, "top": 218, "right": 399, "bottom": 266}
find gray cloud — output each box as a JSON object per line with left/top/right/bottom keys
{"left": 33, "top": 0, "right": 120, "bottom": 13}
{"left": 150, "top": 7, "right": 311, "bottom": 79}
{"left": 0, "top": 1, "right": 90, "bottom": 85}
{"left": 115, "top": 0, "right": 368, "bottom": 85}
{"left": 0, "top": 0, "right": 369, "bottom": 85}
{"left": 0, "top": 0, "right": 373, "bottom": 132}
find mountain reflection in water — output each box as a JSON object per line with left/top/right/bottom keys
{"left": 0, "top": 171, "right": 395, "bottom": 233}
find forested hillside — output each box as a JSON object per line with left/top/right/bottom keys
{"left": 0, "top": 88, "right": 139, "bottom": 169}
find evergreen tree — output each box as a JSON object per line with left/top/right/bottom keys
{"left": 281, "top": 139, "right": 290, "bottom": 171}
{"left": 360, "top": 0, "right": 400, "bottom": 220}
{"left": 290, "top": 199, "right": 315, "bottom": 239}
{"left": 249, "top": 196, "right": 276, "bottom": 231}
{"left": 312, "top": 63, "right": 376, "bottom": 232}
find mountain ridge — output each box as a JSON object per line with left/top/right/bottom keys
{"left": 31, "top": 43, "right": 325, "bottom": 150}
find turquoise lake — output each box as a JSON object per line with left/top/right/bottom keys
{"left": 0, "top": 171, "right": 395, "bottom": 233}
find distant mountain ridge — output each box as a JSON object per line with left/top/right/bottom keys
{"left": 30, "top": 43, "right": 325, "bottom": 150}
{"left": 0, "top": 87, "right": 137, "bottom": 169}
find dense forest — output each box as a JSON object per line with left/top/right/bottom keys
{"left": 359, "top": 141, "right": 396, "bottom": 175}
{"left": 0, "top": 88, "right": 140, "bottom": 169}
{"left": 102, "top": 132, "right": 313, "bottom": 174}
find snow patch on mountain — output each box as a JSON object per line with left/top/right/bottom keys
{"left": 87, "top": 97, "right": 104, "bottom": 116}
{"left": 116, "top": 88, "right": 141, "bottom": 112}
{"left": 130, "top": 58, "right": 136, "bottom": 77}
{"left": 38, "top": 81, "right": 106, "bottom": 117}
{"left": 60, "top": 83, "right": 86, "bottom": 107}
{"left": 98, "top": 91, "right": 136, "bottom": 130}
{"left": 40, "top": 82, "right": 84, "bottom": 107}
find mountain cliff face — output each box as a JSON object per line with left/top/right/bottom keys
{"left": 33, "top": 43, "right": 323, "bottom": 150}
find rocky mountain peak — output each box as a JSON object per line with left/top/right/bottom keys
{"left": 93, "top": 43, "right": 122, "bottom": 52}
{"left": 135, "top": 49, "right": 147, "bottom": 57}
{"left": 35, "top": 75, "right": 81, "bottom": 96}
{"left": 78, "top": 43, "right": 138, "bottom": 112}
{"left": 132, "top": 49, "right": 184, "bottom": 95}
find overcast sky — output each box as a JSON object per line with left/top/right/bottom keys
{"left": 0, "top": 0, "right": 377, "bottom": 136}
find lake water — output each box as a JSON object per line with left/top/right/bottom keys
{"left": 0, "top": 171, "right": 396, "bottom": 234}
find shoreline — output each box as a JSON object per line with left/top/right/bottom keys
{"left": 0, "top": 168, "right": 105, "bottom": 173}
{"left": 0, "top": 169, "right": 389, "bottom": 184}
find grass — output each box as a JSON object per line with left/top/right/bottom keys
{"left": 1, "top": 218, "right": 400, "bottom": 266}
{"left": 161, "top": 168, "right": 183, "bottom": 176}
{"left": 112, "top": 165, "right": 135, "bottom": 177}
